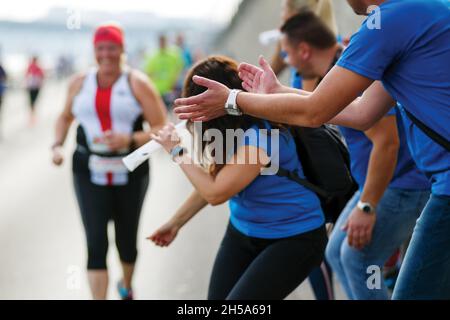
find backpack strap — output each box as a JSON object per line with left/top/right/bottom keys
{"left": 403, "top": 108, "right": 450, "bottom": 152}
{"left": 276, "top": 167, "right": 330, "bottom": 199}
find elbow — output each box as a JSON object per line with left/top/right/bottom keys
{"left": 208, "top": 199, "right": 225, "bottom": 206}
{"left": 358, "top": 119, "right": 376, "bottom": 131}
{"left": 293, "top": 110, "right": 323, "bottom": 128}
{"left": 375, "top": 138, "right": 400, "bottom": 158}
{"left": 206, "top": 195, "right": 228, "bottom": 206}
{"left": 308, "top": 114, "right": 325, "bottom": 128}
{"left": 203, "top": 190, "right": 229, "bottom": 206}
{"left": 350, "top": 115, "right": 376, "bottom": 131}
{"left": 384, "top": 139, "right": 400, "bottom": 155}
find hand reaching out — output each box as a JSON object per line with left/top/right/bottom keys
{"left": 238, "top": 55, "right": 283, "bottom": 94}
{"left": 174, "top": 76, "right": 230, "bottom": 122}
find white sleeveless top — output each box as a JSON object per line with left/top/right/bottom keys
{"left": 72, "top": 68, "right": 143, "bottom": 186}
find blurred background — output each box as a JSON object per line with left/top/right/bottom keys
{"left": 0, "top": 0, "right": 363, "bottom": 299}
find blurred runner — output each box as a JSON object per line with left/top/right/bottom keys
{"left": 25, "top": 56, "right": 44, "bottom": 125}
{"left": 144, "top": 35, "right": 183, "bottom": 113}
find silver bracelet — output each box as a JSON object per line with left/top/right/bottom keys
{"left": 170, "top": 145, "right": 186, "bottom": 162}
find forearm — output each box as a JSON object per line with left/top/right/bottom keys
{"left": 236, "top": 67, "right": 370, "bottom": 127}
{"left": 360, "top": 144, "right": 398, "bottom": 207}
{"left": 131, "top": 123, "right": 165, "bottom": 148}
{"left": 169, "top": 190, "right": 208, "bottom": 228}
{"left": 237, "top": 92, "right": 321, "bottom": 127}
{"left": 54, "top": 114, "right": 73, "bottom": 146}
{"left": 329, "top": 81, "right": 395, "bottom": 130}
{"left": 328, "top": 98, "right": 370, "bottom": 130}
{"left": 275, "top": 85, "right": 312, "bottom": 96}
{"left": 177, "top": 154, "right": 222, "bottom": 204}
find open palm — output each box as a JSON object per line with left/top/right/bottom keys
{"left": 238, "top": 56, "right": 282, "bottom": 94}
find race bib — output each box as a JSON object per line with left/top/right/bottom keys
{"left": 90, "top": 139, "right": 129, "bottom": 155}
{"left": 88, "top": 155, "right": 129, "bottom": 175}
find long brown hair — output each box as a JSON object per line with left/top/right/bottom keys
{"left": 183, "top": 55, "right": 284, "bottom": 176}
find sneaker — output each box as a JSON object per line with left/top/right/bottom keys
{"left": 117, "top": 280, "right": 133, "bottom": 300}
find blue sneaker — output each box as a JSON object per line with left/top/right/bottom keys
{"left": 117, "top": 280, "right": 133, "bottom": 300}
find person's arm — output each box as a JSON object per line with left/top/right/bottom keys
{"left": 343, "top": 115, "right": 400, "bottom": 250}
{"left": 301, "top": 78, "right": 319, "bottom": 92}
{"left": 150, "top": 124, "right": 270, "bottom": 206}
{"left": 51, "top": 73, "right": 84, "bottom": 166}
{"left": 239, "top": 57, "right": 394, "bottom": 131}
{"left": 130, "top": 70, "right": 167, "bottom": 146}
{"left": 175, "top": 65, "right": 373, "bottom": 127}
{"left": 38, "top": 65, "right": 45, "bottom": 79}
{"left": 147, "top": 190, "right": 208, "bottom": 247}
{"left": 328, "top": 81, "right": 396, "bottom": 130}
{"left": 144, "top": 55, "right": 154, "bottom": 78}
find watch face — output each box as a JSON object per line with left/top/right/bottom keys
{"left": 226, "top": 108, "right": 241, "bottom": 116}
{"left": 362, "top": 205, "right": 371, "bottom": 213}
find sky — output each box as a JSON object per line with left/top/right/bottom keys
{"left": 0, "top": 0, "right": 243, "bottom": 24}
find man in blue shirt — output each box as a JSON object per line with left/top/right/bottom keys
{"left": 174, "top": 0, "right": 450, "bottom": 299}
{"left": 280, "top": 10, "right": 430, "bottom": 299}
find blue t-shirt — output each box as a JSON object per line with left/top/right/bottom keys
{"left": 290, "top": 68, "right": 302, "bottom": 89}
{"left": 339, "top": 108, "right": 430, "bottom": 191}
{"left": 337, "top": 0, "right": 450, "bottom": 196}
{"left": 229, "top": 121, "right": 324, "bottom": 239}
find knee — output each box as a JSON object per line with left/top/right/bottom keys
{"left": 340, "top": 243, "right": 366, "bottom": 274}
{"left": 116, "top": 238, "right": 138, "bottom": 264}
{"left": 325, "top": 239, "right": 342, "bottom": 269}
{"left": 87, "top": 242, "right": 108, "bottom": 270}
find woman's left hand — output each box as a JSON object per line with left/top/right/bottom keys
{"left": 150, "top": 123, "right": 181, "bottom": 153}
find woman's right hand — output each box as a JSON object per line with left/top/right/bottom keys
{"left": 52, "top": 146, "right": 64, "bottom": 166}
{"left": 147, "top": 221, "right": 180, "bottom": 247}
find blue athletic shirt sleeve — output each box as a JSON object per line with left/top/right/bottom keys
{"left": 337, "top": 5, "right": 408, "bottom": 81}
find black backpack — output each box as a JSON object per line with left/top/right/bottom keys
{"left": 276, "top": 125, "right": 358, "bottom": 223}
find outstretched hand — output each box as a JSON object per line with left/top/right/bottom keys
{"left": 173, "top": 75, "right": 230, "bottom": 122}
{"left": 238, "top": 55, "right": 282, "bottom": 94}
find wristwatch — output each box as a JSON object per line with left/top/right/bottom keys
{"left": 170, "top": 145, "right": 186, "bottom": 162}
{"left": 357, "top": 200, "right": 376, "bottom": 214}
{"left": 224, "top": 89, "right": 243, "bottom": 116}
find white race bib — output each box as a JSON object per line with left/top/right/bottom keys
{"left": 88, "top": 155, "right": 129, "bottom": 175}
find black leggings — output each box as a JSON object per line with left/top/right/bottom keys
{"left": 73, "top": 173, "right": 149, "bottom": 270}
{"left": 208, "top": 222, "right": 328, "bottom": 300}
{"left": 28, "top": 88, "right": 40, "bottom": 108}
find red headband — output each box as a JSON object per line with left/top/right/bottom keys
{"left": 94, "top": 25, "right": 124, "bottom": 47}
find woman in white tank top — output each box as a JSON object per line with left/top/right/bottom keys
{"left": 51, "top": 24, "right": 166, "bottom": 300}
